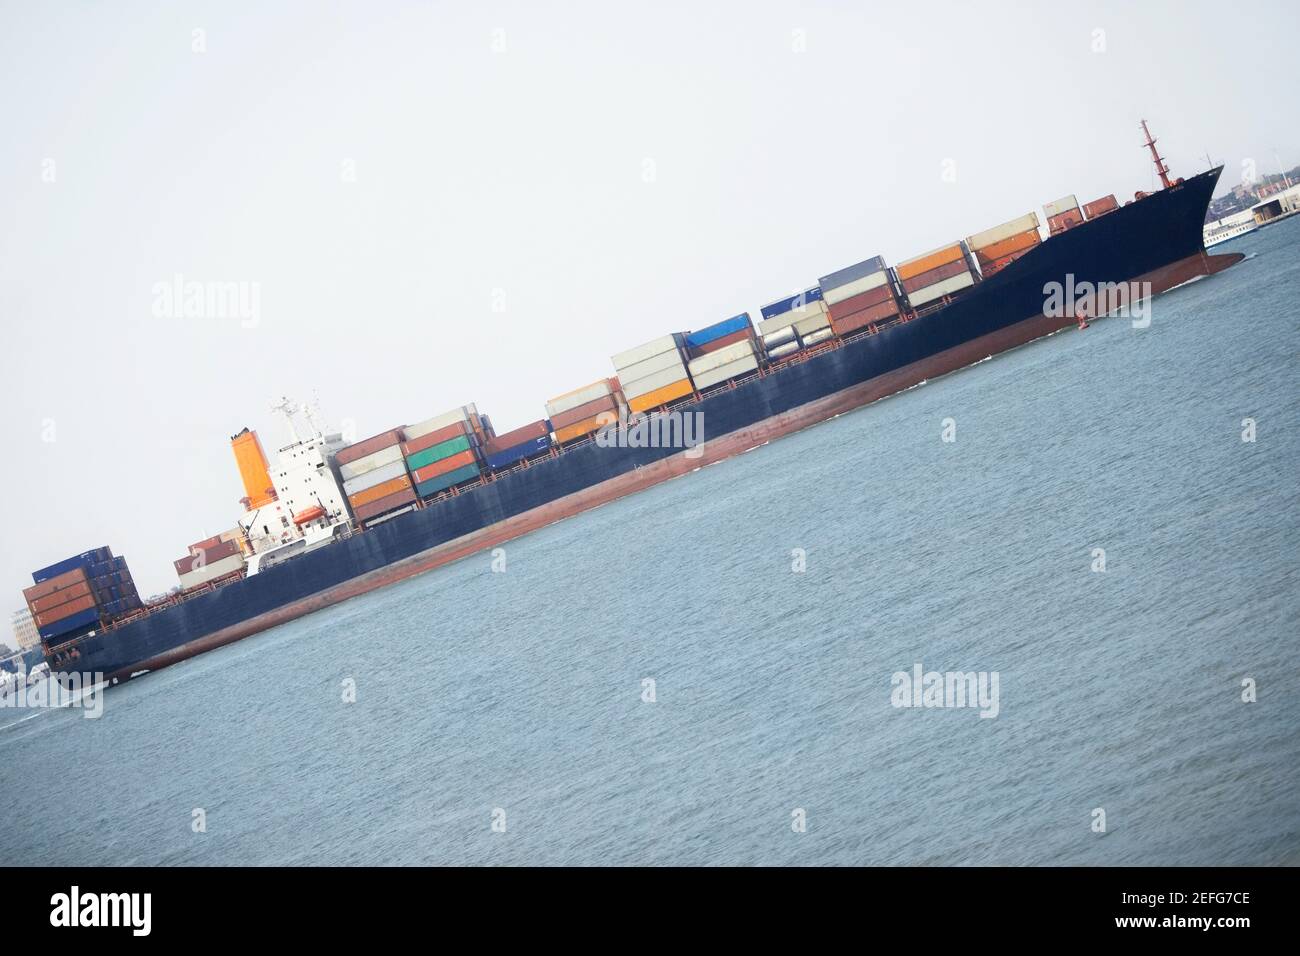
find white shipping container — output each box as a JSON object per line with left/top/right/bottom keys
{"left": 544, "top": 380, "right": 614, "bottom": 417}
{"left": 342, "top": 458, "right": 407, "bottom": 496}
{"left": 615, "top": 346, "right": 688, "bottom": 384}
{"left": 611, "top": 334, "right": 681, "bottom": 370}
{"left": 365, "top": 505, "right": 417, "bottom": 527}
{"left": 1043, "top": 195, "right": 1079, "bottom": 218}
{"left": 766, "top": 341, "right": 800, "bottom": 359}
{"left": 338, "top": 443, "right": 405, "bottom": 481}
{"left": 821, "top": 269, "right": 889, "bottom": 306}
{"left": 801, "top": 327, "right": 835, "bottom": 347}
{"left": 793, "top": 311, "right": 831, "bottom": 337}
{"left": 179, "top": 552, "right": 245, "bottom": 589}
{"left": 906, "top": 271, "right": 976, "bottom": 307}
{"left": 691, "top": 354, "right": 761, "bottom": 390}
{"left": 762, "top": 325, "right": 797, "bottom": 347}
{"left": 405, "top": 407, "right": 472, "bottom": 441}
{"left": 620, "top": 364, "right": 692, "bottom": 400}
{"left": 965, "top": 212, "right": 1041, "bottom": 251}
{"left": 758, "top": 307, "right": 823, "bottom": 335}
{"left": 687, "top": 339, "right": 757, "bottom": 377}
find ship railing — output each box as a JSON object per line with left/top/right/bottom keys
{"left": 99, "top": 569, "right": 248, "bottom": 632}
{"left": 97, "top": 308, "right": 933, "bottom": 631}
{"left": 414, "top": 318, "right": 917, "bottom": 507}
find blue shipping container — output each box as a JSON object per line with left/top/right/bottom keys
{"left": 38, "top": 607, "right": 101, "bottom": 641}
{"left": 33, "top": 547, "right": 113, "bottom": 584}
{"left": 415, "top": 463, "right": 482, "bottom": 499}
{"left": 760, "top": 287, "right": 823, "bottom": 320}
{"left": 685, "top": 313, "right": 753, "bottom": 348}
{"left": 486, "top": 437, "right": 552, "bottom": 470}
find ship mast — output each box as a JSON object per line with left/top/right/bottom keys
{"left": 1140, "top": 119, "right": 1174, "bottom": 190}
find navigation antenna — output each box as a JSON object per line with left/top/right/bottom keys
{"left": 1140, "top": 119, "right": 1174, "bottom": 190}
{"left": 270, "top": 395, "right": 303, "bottom": 444}
{"left": 301, "top": 391, "right": 327, "bottom": 440}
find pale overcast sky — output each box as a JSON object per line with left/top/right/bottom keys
{"left": 2, "top": 0, "right": 1297, "bottom": 600}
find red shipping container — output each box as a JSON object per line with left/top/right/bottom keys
{"left": 22, "top": 567, "right": 89, "bottom": 604}
{"left": 35, "top": 592, "right": 99, "bottom": 628}
{"left": 979, "top": 249, "right": 1033, "bottom": 277}
{"left": 484, "top": 420, "right": 550, "bottom": 455}
{"left": 549, "top": 393, "right": 619, "bottom": 431}
{"left": 352, "top": 488, "right": 419, "bottom": 522}
{"left": 188, "top": 534, "right": 223, "bottom": 555}
{"left": 687, "top": 329, "right": 755, "bottom": 357}
{"left": 400, "top": 421, "right": 471, "bottom": 457}
{"left": 410, "top": 449, "right": 480, "bottom": 485}
{"left": 900, "top": 258, "right": 971, "bottom": 295}
{"left": 1084, "top": 195, "right": 1119, "bottom": 219}
{"left": 830, "top": 300, "right": 900, "bottom": 337}
{"left": 173, "top": 538, "right": 240, "bottom": 574}
{"left": 1048, "top": 209, "right": 1085, "bottom": 235}
{"left": 335, "top": 429, "right": 404, "bottom": 465}
{"left": 30, "top": 580, "right": 93, "bottom": 615}
{"left": 826, "top": 282, "right": 896, "bottom": 321}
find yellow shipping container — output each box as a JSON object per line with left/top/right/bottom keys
{"left": 627, "top": 378, "right": 694, "bottom": 413}
{"left": 347, "top": 475, "right": 412, "bottom": 508}
{"left": 553, "top": 411, "right": 619, "bottom": 444}
{"left": 896, "top": 243, "right": 965, "bottom": 281}
{"left": 973, "top": 228, "right": 1039, "bottom": 263}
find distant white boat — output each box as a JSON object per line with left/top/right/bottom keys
{"left": 1203, "top": 213, "right": 1257, "bottom": 249}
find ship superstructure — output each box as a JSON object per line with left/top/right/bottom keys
{"left": 26, "top": 124, "right": 1247, "bottom": 681}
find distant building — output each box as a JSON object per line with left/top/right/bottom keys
{"left": 1251, "top": 183, "right": 1300, "bottom": 226}
{"left": 10, "top": 608, "right": 39, "bottom": 650}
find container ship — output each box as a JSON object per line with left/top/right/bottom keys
{"left": 27, "top": 124, "right": 1244, "bottom": 685}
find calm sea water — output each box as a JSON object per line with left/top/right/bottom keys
{"left": 3, "top": 220, "right": 1297, "bottom": 866}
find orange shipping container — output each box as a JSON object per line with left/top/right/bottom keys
{"left": 830, "top": 299, "right": 900, "bottom": 337}
{"left": 34, "top": 592, "right": 98, "bottom": 628}
{"left": 1048, "top": 209, "right": 1085, "bottom": 235}
{"left": 30, "top": 580, "right": 93, "bottom": 615}
{"left": 553, "top": 411, "right": 620, "bottom": 444}
{"left": 627, "top": 378, "right": 694, "bottom": 414}
{"left": 22, "top": 567, "right": 89, "bottom": 604}
{"left": 1084, "top": 194, "right": 1119, "bottom": 218}
{"left": 980, "top": 255, "right": 1012, "bottom": 277}
{"left": 973, "top": 228, "right": 1039, "bottom": 264}
{"left": 896, "top": 243, "right": 965, "bottom": 281}
{"left": 347, "top": 475, "right": 413, "bottom": 508}
{"left": 410, "top": 449, "right": 479, "bottom": 485}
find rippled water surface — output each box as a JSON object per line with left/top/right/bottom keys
{"left": 3, "top": 220, "right": 1297, "bottom": 865}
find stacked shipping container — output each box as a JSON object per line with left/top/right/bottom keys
{"left": 545, "top": 380, "right": 621, "bottom": 445}
{"left": 23, "top": 547, "right": 142, "bottom": 648}
{"left": 965, "top": 212, "right": 1042, "bottom": 278}
{"left": 758, "top": 288, "right": 828, "bottom": 360}
{"left": 684, "top": 314, "right": 761, "bottom": 390}
{"left": 402, "top": 407, "right": 485, "bottom": 501}
{"left": 684, "top": 314, "right": 754, "bottom": 356}
{"left": 819, "top": 256, "right": 903, "bottom": 337}
{"left": 336, "top": 428, "right": 417, "bottom": 524}
{"left": 1083, "top": 194, "right": 1119, "bottom": 219}
{"left": 482, "top": 420, "right": 552, "bottom": 470}
{"left": 1044, "top": 195, "right": 1084, "bottom": 235}
{"left": 611, "top": 335, "right": 695, "bottom": 413}
{"left": 896, "top": 241, "right": 978, "bottom": 309}
{"left": 173, "top": 536, "right": 245, "bottom": 591}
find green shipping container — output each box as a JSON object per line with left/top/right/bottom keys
{"left": 415, "top": 463, "right": 481, "bottom": 499}
{"left": 405, "top": 435, "right": 473, "bottom": 471}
